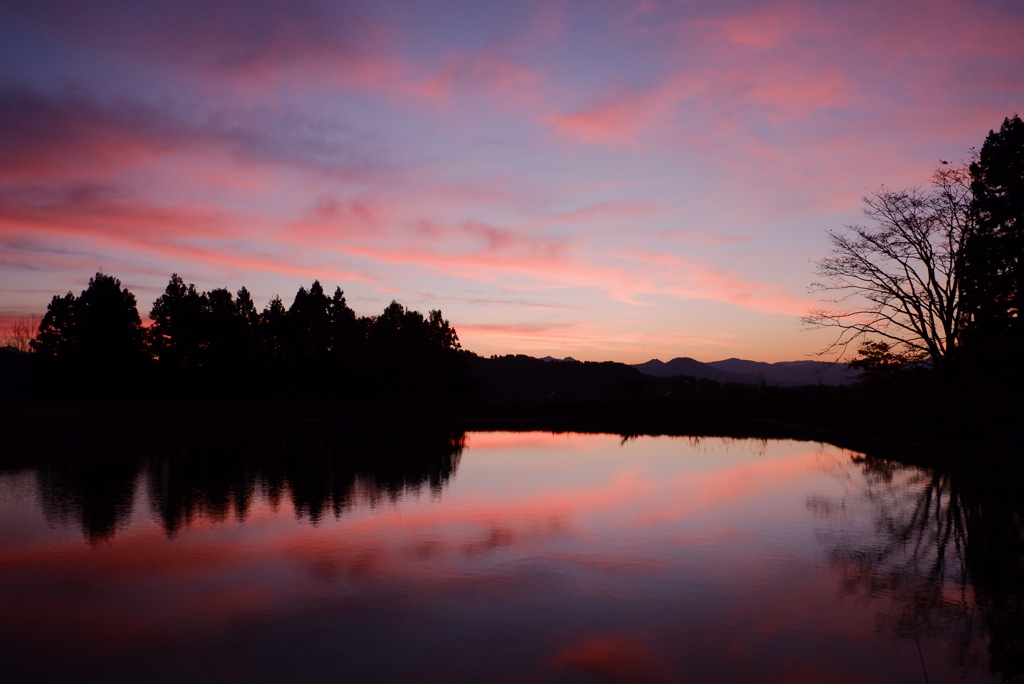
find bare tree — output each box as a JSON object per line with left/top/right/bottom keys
{"left": 804, "top": 165, "right": 975, "bottom": 370}
{"left": 4, "top": 315, "right": 40, "bottom": 353}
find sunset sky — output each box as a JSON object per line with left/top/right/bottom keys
{"left": 2, "top": 0, "right": 1022, "bottom": 363}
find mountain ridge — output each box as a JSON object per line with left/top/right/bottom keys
{"left": 632, "top": 356, "right": 856, "bottom": 386}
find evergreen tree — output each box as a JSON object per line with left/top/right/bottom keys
{"left": 328, "top": 287, "right": 362, "bottom": 383}
{"left": 148, "top": 274, "right": 209, "bottom": 369}
{"left": 235, "top": 287, "right": 259, "bottom": 327}
{"left": 32, "top": 272, "right": 145, "bottom": 394}
{"left": 286, "top": 281, "right": 332, "bottom": 362}
{"left": 962, "top": 114, "right": 1024, "bottom": 382}
{"left": 234, "top": 286, "right": 260, "bottom": 361}
{"left": 205, "top": 287, "right": 248, "bottom": 371}
{"left": 427, "top": 309, "right": 461, "bottom": 352}
{"left": 31, "top": 292, "right": 76, "bottom": 357}
{"left": 259, "top": 295, "right": 288, "bottom": 363}
{"left": 74, "top": 272, "right": 144, "bottom": 363}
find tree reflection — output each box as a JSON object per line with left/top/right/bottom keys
{"left": 34, "top": 455, "right": 142, "bottom": 544}
{"left": 19, "top": 429, "right": 465, "bottom": 542}
{"left": 148, "top": 430, "right": 465, "bottom": 533}
{"left": 815, "top": 453, "right": 1024, "bottom": 682}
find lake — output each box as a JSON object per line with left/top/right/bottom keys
{"left": 0, "top": 430, "right": 1019, "bottom": 683}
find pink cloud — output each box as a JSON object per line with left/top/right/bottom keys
{"left": 686, "top": 0, "right": 816, "bottom": 50}
{"left": 533, "top": 0, "right": 1019, "bottom": 209}
{"left": 0, "top": 89, "right": 392, "bottom": 197}
{"left": 456, "top": 321, "right": 593, "bottom": 347}
{"left": 617, "top": 249, "right": 814, "bottom": 316}
{"left": 546, "top": 98, "right": 648, "bottom": 147}
{"left": 0, "top": 188, "right": 241, "bottom": 242}
{"left": 0, "top": 90, "right": 180, "bottom": 183}
{"left": 286, "top": 196, "right": 388, "bottom": 243}
{"left": 325, "top": 215, "right": 810, "bottom": 317}
{"left": 745, "top": 69, "right": 854, "bottom": 117}
{"left": 0, "top": 192, "right": 368, "bottom": 288}
{"left": 540, "top": 201, "right": 661, "bottom": 226}
{"left": 657, "top": 230, "right": 752, "bottom": 247}
{"left": 545, "top": 77, "right": 705, "bottom": 147}
{"left": 412, "top": 49, "right": 547, "bottom": 110}
{"left": 680, "top": 0, "right": 1023, "bottom": 122}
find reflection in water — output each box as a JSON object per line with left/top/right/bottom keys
{"left": 28, "top": 430, "right": 465, "bottom": 542}
{"left": 814, "top": 454, "right": 1024, "bottom": 682}
{"left": 1, "top": 432, "right": 1018, "bottom": 683}
{"left": 36, "top": 454, "right": 142, "bottom": 543}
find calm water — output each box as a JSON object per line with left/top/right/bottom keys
{"left": 1, "top": 431, "right": 1020, "bottom": 683}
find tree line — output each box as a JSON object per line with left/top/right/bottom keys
{"left": 29, "top": 273, "right": 474, "bottom": 400}
{"left": 806, "top": 114, "right": 1023, "bottom": 389}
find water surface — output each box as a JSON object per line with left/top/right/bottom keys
{"left": 0, "top": 431, "right": 1018, "bottom": 682}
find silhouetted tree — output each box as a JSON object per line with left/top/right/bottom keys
{"left": 847, "top": 340, "right": 912, "bottom": 386}
{"left": 805, "top": 165, "right": 975, "bottom": 373}
{"left": 31, "top": 292, "right": 76, "bottom": 357}
{"left": 259, "top": 295, "right": 288, "bottom": 362}
{"left": 367, "top": 300, "right": 423, "bottom": 397}
{"left": 427, "top": 309, "right": 461, "bottom": 352}
{"left": 365, "top": 301, "right": 470, "bottom": 399}
{"left": 235, "top": 286, "right": 260, "bottom": 328}
{"left": 32, "top": 273, "right": 145, "bottom": 393}
{"left": 148, "top": 274, "right": 209, "bottom": 369}
{"left": 202, "top": 287, "right": 257, "bottom": 392}
{"left": 75, "top": 273, "right": 144, "bottom": 360}
{"left": 327, "top": 286, "right": 362, "bottom": 383}
{"left": 961, "top": 114, "right": 1024, "bottom": 384}
{"left": 286, "top": 280, "right": 332, "bottom": 362}
{"left": 233, "top": 286, "right": 260, "bottom": 362}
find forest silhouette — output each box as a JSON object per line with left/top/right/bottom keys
{"left": 27, "top": 273, "right": 474, "bottom": 401}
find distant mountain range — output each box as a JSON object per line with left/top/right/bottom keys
{"left": 539, "top": 355, "right": 856, "bottom": 386}
{"left": 633, "top": 357, "right": 856, "bottom": 386}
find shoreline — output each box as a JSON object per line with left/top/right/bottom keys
{"left": 3, "top": 393, "right": 1020, "bottom": 466}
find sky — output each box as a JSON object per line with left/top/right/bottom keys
{"left": 1, "top": 0, "right": 1022, "bottom": 363}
